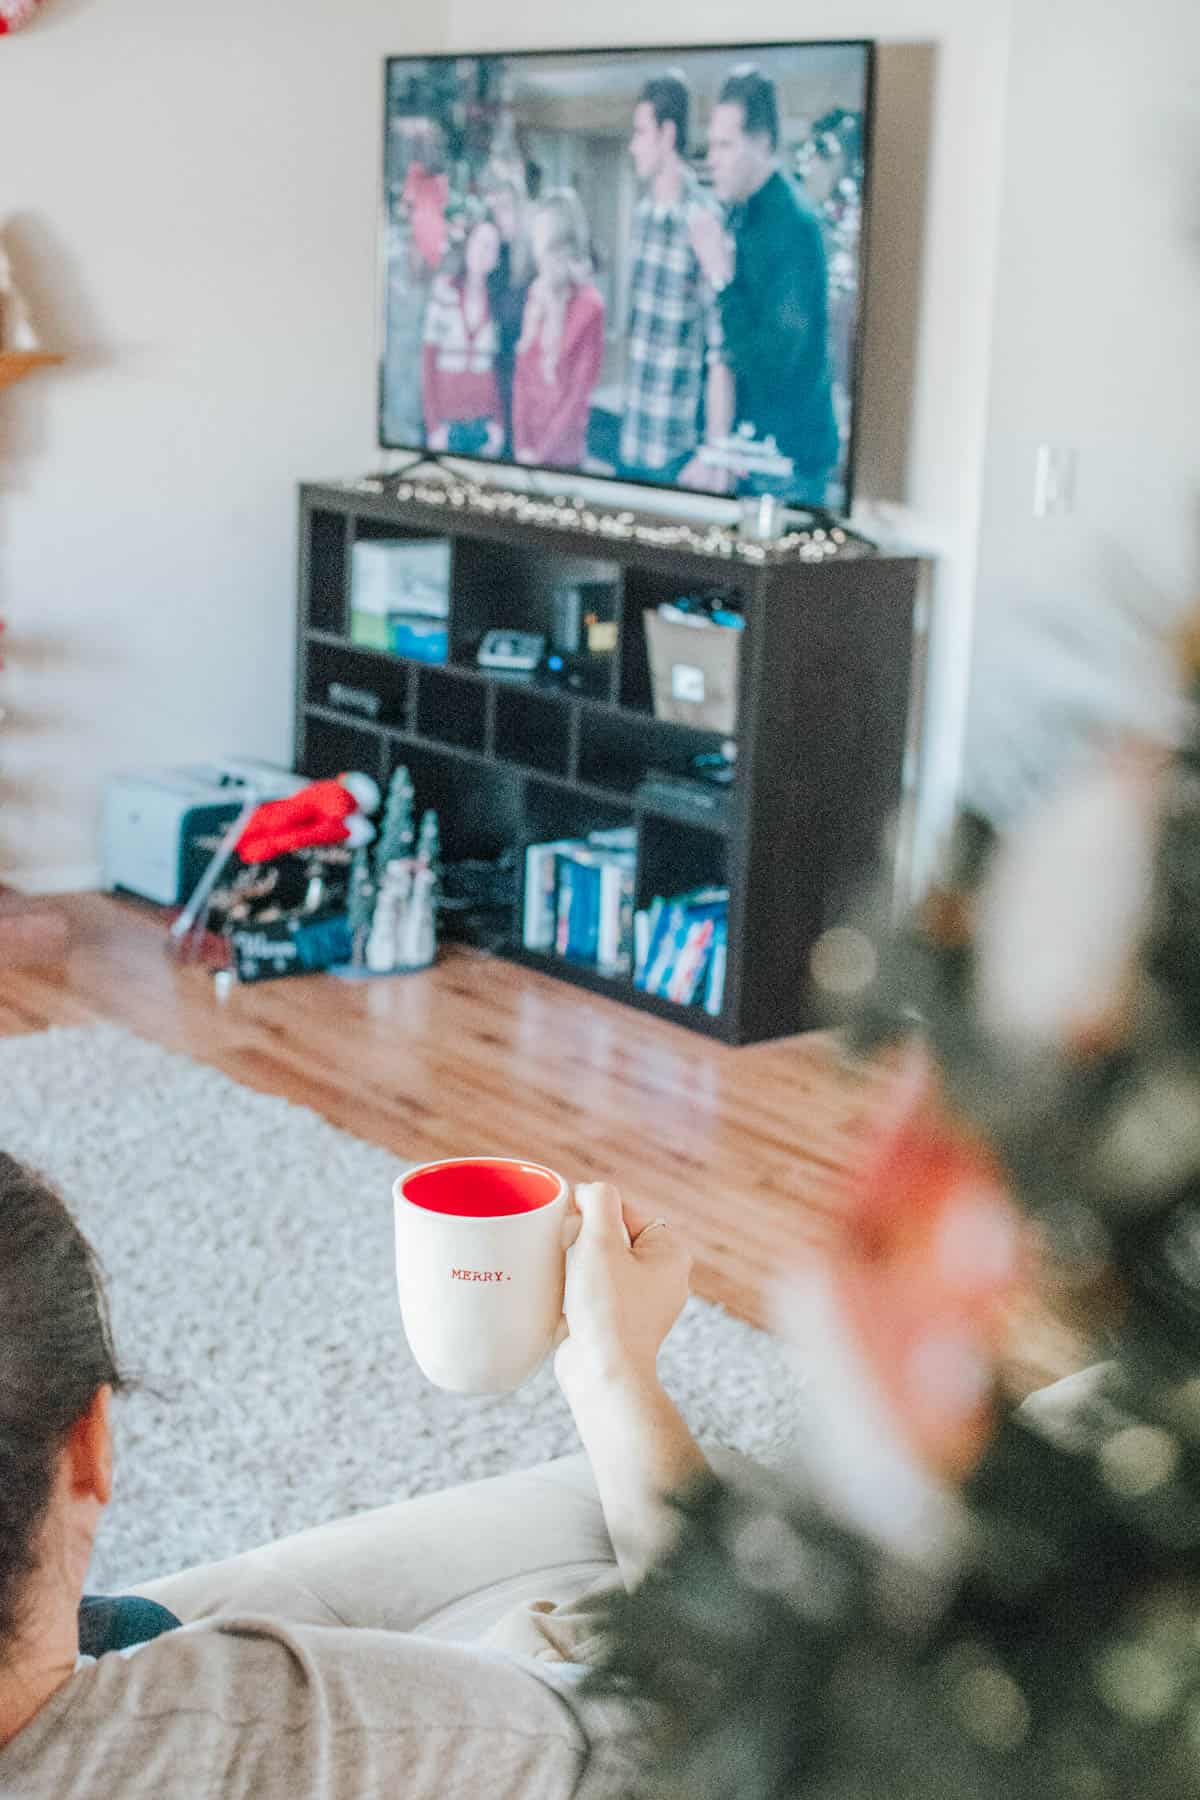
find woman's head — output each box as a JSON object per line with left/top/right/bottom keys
{"left": 440, "top": 205, "right": 502, "bottom": 285}
{"left": 530, "top": 188, "right": 590, "bottom": 290}
{"left": 0, "top": 1154, "right": 124, "bottom": 1664}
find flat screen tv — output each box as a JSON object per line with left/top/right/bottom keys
{"left": 380, "top": 41, "right": 874, "bottom": 516}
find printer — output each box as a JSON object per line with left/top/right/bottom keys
{"left": 102, "top": 758, "right": 304, "bottom": 906}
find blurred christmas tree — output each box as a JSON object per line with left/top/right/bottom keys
{"left": 583, "top": 628, "right": 1200, "bottom": 1797}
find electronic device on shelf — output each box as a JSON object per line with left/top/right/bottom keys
{"left": 636, "top": 770, "right": 732, "bottom": 828}
{"left": 476, "top": 629, "right": 546, "bottom": 673}
{"left": 538, "top": 650, "right": 610, "bottom": 696}
{"left": 690, "top": 749, "right": 737, "bottom": 786}
{"left": 551, "top": 580, "right": 619, "bottom": 656}
{"left": 379, "top": 41, "right": 874, "bottom": 522}
{"left": 326, "top": 680, "right": 382, "bottom": 720}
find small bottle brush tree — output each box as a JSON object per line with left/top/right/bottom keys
{"left": 357, "top": 771, "right": 439, "bottom": 974}
{"left": 416, "top": 807, "right": 440, "bottom": 873}
{"left": 346, "top": 846, "right": 376, "bottom": 969}
{"left": 374, "top": 766, "right": 415, "bottom": 881}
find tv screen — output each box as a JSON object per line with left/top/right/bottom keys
{"left": 380, "top": 41, "right": 873, "bottom": 516}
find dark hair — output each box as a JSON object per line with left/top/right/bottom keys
{"left": 718, "top": 63, "right": 780, "bottom": 152}
{"left": 439, "top": 202, "right": 501, "bottom": 286}
{"left": 639, "top": 71, "right": 690, "bottom": 156}
{"left": 0, "top": 1153, "right": 126, "bottom": 1663}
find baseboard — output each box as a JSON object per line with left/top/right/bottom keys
{"left": 3, "top": 863, "right": 104, "bottom": 897}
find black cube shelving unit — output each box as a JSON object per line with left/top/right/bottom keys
{"left": 295, "top": 481, "right": 924, "bottom": 1044}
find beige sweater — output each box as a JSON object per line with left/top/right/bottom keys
{"left": 0, "top": 1615, "right": 632, "bottom": 1798}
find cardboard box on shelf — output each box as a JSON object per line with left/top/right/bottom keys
{"left": 643, "top": 609, "right": 741, "bottom": 734}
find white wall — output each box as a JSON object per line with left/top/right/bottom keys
{"left": 965, "top": 0, "right": 1200, "bottom": 824}
{"left": 0, "top": 0, "right": 447, "bottom": 891}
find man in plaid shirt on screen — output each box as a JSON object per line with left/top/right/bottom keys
{"left": 620, "top": 74, "right": 734, "bottom": 492}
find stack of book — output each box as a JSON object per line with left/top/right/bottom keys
{"left": 633, "top": 887, "right": 728, "bottom": 1015}
{"left": 522, "top": 829, "right": 637, "bottom": 974}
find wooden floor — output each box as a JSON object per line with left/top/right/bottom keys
{"left": 0, "top": 894, "right": 879, "bottom": 1325}
{"left": 0, "top": 893, "right": 1090, "bottom": 1386}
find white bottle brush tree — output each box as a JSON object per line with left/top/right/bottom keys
{"left": 374, "top": 766, "right": 415, "bottom": 879}
{"left": 362, "top": 767, "right": 438, "bottom": 972}
{"left": 346, "top": 847, "right": 376, "bottom": 969}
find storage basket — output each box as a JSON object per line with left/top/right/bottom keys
{"left": 643, "top": 610, "right": 741, "bottom": 734}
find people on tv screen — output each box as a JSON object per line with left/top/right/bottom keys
{"left": 384, "top": 48, "right": 860, "bottom": 510}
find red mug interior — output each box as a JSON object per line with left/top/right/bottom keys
{"left": 402, "top": 1159, "right": 562, "bottom": 1220}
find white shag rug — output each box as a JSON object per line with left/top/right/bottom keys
{"left": 0, "top": 1024, "right": 802, "bottom": 1591}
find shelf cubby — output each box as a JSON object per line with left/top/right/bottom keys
{"left": 522, "top": 777, "right": 632, "bottom": 848}
{"left": 304, "top": 510, "right": 349, "bottom": 634}
{"left": 300, "top": 708, "right": 388, "bottom": 789}
{"left": 632, "top": 819, "right": 730, "bottom": 1023}
{"left": 577, "top": 706, "right": 725, "bottom": 801}
{"left": 297, "top": 483, "right": 924, "bottom": 1043}
{"left": 618, "top": 567, "right": 748, "bottom": 717}
{"left": 450, "top": 537, "right": 621, "bottom": 674}
{"left": 304, "top": 639, "right": 411, "bottom": 732}
{"left": 494, "top": 685, "right": 571, "bottom": 777}
{"left": 637, "top": 815, "right": 729, "bottom": 912}
{"left": 385, "top": 737, "right": 524, "bottom": 866}
{"left": 306, "top": 510, "right": 456, "bottom": 642}
{"left": 354, "top": 515, "right": 439, "bottom": 546}
{"left": 414, "top": 665, "right": 487, "bottom": 752}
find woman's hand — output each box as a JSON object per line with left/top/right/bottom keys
{"left": 555, "top": 1181, "right": 692, "bottom": 1394}
{"left": 427, "top": 424, "right": 450, "bottom": 452}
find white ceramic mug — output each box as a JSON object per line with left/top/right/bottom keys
{"left": 393, "top": 1157, "right": 570, "bottom": 1394}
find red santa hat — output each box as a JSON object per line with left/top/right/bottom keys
{"left": 236, "top": 772, "right": 380, "bottom": 865}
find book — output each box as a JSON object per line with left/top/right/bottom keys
{"left": 678, "top": 885, "right": 730, "bottom": 911}
{"left": 658, "top": 910, "right": 697, "bottom": 1000}
{"left": 635, "top": 885, "right": 729, "bottom": 1003}
{"left": 554, "top": 857, "right": 575, "bottom": 958}
{"left": 525, "top": 836, "right": 637, "bottom": 970}
{"left": 523, "top": 839, "right": 583, "bottom": 950}
{"left": 555, "top": 855, "right": 602, "bottom": 962}
{"left": 587, "top": 826, "right": 638, "bottom": 852}
{"left": 633, "top": 904, "right": 655, "bottom": 982}
{"left": 597, "top": 857, "right": 636, "bottom": 973}
{"left": 645, "top": 904, "right": 690, "bottom": 997}
{"left": 638, "top": 898, "right": 680, "bottom": 993}
{"left": 667, "top": 917, "right": 715, "bottom": 1004}
{"left": 704, "top": 919, "right": 727, "bottom": 1016}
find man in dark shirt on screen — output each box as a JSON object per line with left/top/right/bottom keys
{"left": 688, "top": 64, "right": 839, "bottom": 506}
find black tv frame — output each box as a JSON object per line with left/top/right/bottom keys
{"left": 377, "top": 38, "right": 877, "bottom": 520}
